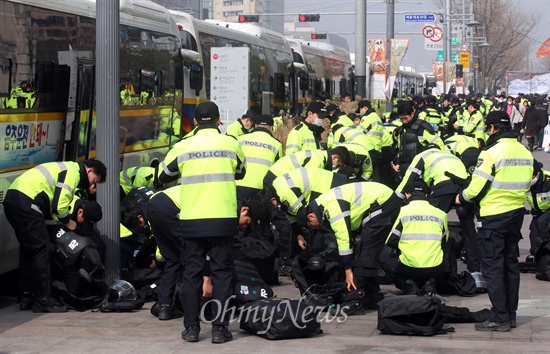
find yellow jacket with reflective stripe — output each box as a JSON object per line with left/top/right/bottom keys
{"left": 226, "top": 119, "right": 248, "bottom": 138}
{"left": 358, "top": 110, "right": 384, "bottom": 151}
{"left": 314, "top": 182, "right": 394, "bottom": 257}
{"left": 396, "top": 148, "right": 467, "bottom": 198}
{"left": 236, "top": 128, "right": 282, "bottom": 190}
{"left": 119, "top": 166, "right": 156, "bottom": 196}
{"left": 268, "top": 149, "right": 330, "bottom": 181}
{"left": 527, "top": 169, "right": 550, "bottom": 213}
{"left": 9, "top": 161, "right": 83, "bottom": 224}
{"left": 386, "top": 199, "right": 448, "bottom": 268}
{"left": 285, "top": 121, "right": 323, "bottom": 155}
{"left": 459, "top": 110, "right": 486, "bottom": 142}
{"left": 461, "top": 132, "right": 533, "bottom": 219}
{"left": 159, "top": 126, "right": 246, "bottom": 237}
{"left": 328, "top": 125, "right": 375, "bottom": 152}
{"left": 339, "top": 142, "right": 373, "bottom": 181}
{"left": 272, "top": 167, "right": 345, "bottom": 216}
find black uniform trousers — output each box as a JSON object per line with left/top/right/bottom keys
{"left": 478, "top": 226, "right": 522, "bottom": 323}
{"left": 355, "top": 194, "right": 402, "bottom": 296}
{"left": 146, "top": 193, "right": 184, "bottom": 306}
{"left": 181, "top": 236, "right": 233, "bottom": 328}
{"left": 3, "top": 191, "right": 52, "bottom": 298}
{"left": 529, "top": 209, "right": 550, "bottom": 256}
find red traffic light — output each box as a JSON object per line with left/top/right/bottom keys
{"left": 311, "top": 33, "right": 327, "bottom": 40}
{"left": 298, "top": 14, "right": 320, "bottom": 22}
{"left": 238, "top": 15, "right": 259, "bottom": 23}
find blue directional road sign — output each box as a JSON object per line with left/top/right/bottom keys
{"left": 404, "top": 14, "right": 436, "bottom": 23}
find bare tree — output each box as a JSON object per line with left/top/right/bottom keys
{"left": 434, "top": 0, "right": 539, "bottom": 93}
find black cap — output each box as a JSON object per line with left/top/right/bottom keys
{"left": 83, "top": 201, "right": 103, "bottom": 223}
{"left": 254, "top": 114, "right": 274, "bottom": 126}
{"left": 307, "top": 102, "right": 329, "bottom": 117}
{"left": 357, "top": 100, "right": 371, "bottom": 110}
{"left": 413, "top": 95, "right": 425, "bottom": 105}
{"left": 194, "top": 101, "right": 220, "bottom": 123}
{"left": 326, "top": 103, "right": 338, "bottom": 113}
{"left": 485, "top": 111, "right": 510, "bottom": 125}
{"left": 402, "top": 181, "right": 430, "bottom": 194}
{"left": 425, "top": 95, "right": 437, "bottom": 104}
{"left": 466, "top": 99, "right": 479, "bottom": 109}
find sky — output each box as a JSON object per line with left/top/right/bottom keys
{"left": 283, "top": 0, "right": 550, "bottom": 73}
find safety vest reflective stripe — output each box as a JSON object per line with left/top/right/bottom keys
{"left": 472, "top": 169, "right": 494, "bottom": 181}
{"left": 429, "top": 135, "right": 440, "bottom": 144}
{"left": 409, "top": 167, "right": 422, "bottom": 176}
{"left": 427, "top": 155, "right": 456, "bottom": 175}
{"left": 161, "top": 161, "right": 179, "bottom": 177}
{"left": 245, "top": 157, "right": 274, "bottom": 167}
{"left": 330, "top": 210, "right": 350, "bottom": 224}
{"left": 362, "top": 209, "right": 382, "bottom": 225}
{"left": 339, "top": 248, "right": 353, "bottom": 256}
{"left": 353, "top": 182, "right": 362, "bottom": 206}
{"left": 240, "top": 140, "right": 280, "bottom": 154}
{"left": 303, "top": 139, "right": 317, "bottom": 144}
{"left": 180, "top": 173, "right": 235, "bottom": 185}
{"left": 366, "top": 130, "right": 384, "bottom": 138}
{"left": 391, "top": 228, "right": 401, "bottom": 236}
{"left": 491, "top": 181, "right": 532, "bottom": 190}
{"left": 290, "top": 150, "right": 312, "bottom": 168}
{"left": 56, "top": 182, "right": 74, "bottom": 196}
{"left": 36, "top": 162, "right": 68, "bottom": 186}
{"left": 286, "top": 144, "right": 300, "bottom": 151}
{"left": 400, "top": 233, "right": 443, "bottom": 241}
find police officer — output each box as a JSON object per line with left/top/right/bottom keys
{"left": 236, "top": 114, "right": 282, "bottom": 200}
{"left": 395, "top": 145, "right": 468, "bottom": 213}
{"left": 418, "top": 95, "right": 446, "bottom": 132}
{"left": 457, "top": 111, "right": 533, "bottom": 332}
{"left": 386, "top": 181, "right": 448, "bottom": 295}
{"left": 159, "top": 101, "right": 246, "bottom": 343}
{"left": 226, "top": 110, "right": 255, "bottom": 138}
{"left": 454, "top": 99, "right": 486, "bottom": 144}
{"left": 285, "top": 102, "right": 327, "bottom": 155}
{"left": 3, "top": 159, "right": 106, "bottom": 312}
{"left": 305, "top": 181, "right": 401, "bottom": 313}
{"left": 263, "top": 147, "right": 350, "bottom": 187}
{"left": 526, "top": 161, "right": 550, "bottom": 260}
{"left": 393, "top": 101, "right": 444, "bottom": 177}
{"left": 356, "top": 100, "right": 384, "bottom": 181}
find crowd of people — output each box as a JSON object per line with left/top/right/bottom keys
{"left": 3, "top": 89, "right": 550, "bottom": 343}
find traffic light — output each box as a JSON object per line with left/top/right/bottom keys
{"left": 310, "top": 33, "right": 327, "bottom": 40}
{"left": 238, "top": 15, "right": 259, "bottom": 23}
{"left": 456, "top": 64, "right": 463, "bottom": 78}
{"left": 298, "top": 14, "right": 320, "bottom": 22}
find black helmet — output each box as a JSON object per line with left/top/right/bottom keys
{"left": 107, "top": 280, "right": 137, "bottom": 302}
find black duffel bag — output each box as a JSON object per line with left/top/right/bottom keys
{"left": 377, "top": 295, "right": 454, "bottom": 336}
{"left": 239, "top": 297, "right": 322, "bottom": 340}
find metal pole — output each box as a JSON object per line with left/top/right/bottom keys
{"left": 355, "top": 0, "right": 367, "bottom": 99}
{"left": 96, "top": 0, "right": 120, "bottom": 285}
{"left": 385, "top": 0, "right": 394, "bottom": 112}
{"left": 444, "top": 0, "right": 451, "bottom": 62}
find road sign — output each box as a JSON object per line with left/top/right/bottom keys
{"left": 437, "top": 50, "right": 444, "bottom": 61}
{"left": 424, "top": 38, "right": 443, "bottom": 51}
{"left": 460, "top": 43, "right": 470, "bottom": 52}
{"left": 422, "top": 25, "right": 443, "bottom": 42}
{"left": 404, "top": 14, "right": 435, "bottom": 23}
{"left": 459, "top": 52, "right": 470, "bottom": 69}
{"left": 451, "top": 37, "right": 461, "bottom": 46}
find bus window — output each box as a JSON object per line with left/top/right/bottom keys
{"left": 0, "top": 58, "right": 11, "bottom": 107}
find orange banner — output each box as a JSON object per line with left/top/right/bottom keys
{"left": 536, "top": 38, "right": 550, "bottom": 59}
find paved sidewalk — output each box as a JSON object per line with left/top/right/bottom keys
{"left": 1, "top": 244, "right": 549, "bottom": 354}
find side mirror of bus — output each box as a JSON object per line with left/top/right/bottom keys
{"left": 189, "top": 64, "right": 203, "bottom": 91}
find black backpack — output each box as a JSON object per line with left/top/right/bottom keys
{"left": 239, "top": 297, "right": 322, "bottom": 340}
{"left": 377, "top": 295, "right": 455, "bottom": 336}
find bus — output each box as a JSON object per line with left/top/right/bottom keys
{"left": 0, "top": 0, "right": 186, "bottom": 275}
{"left": 288, "top": 39, "right": 353, "bottom": 106}
{"left": 171, "top": 12, "right": 302, "bottom": 120}
{"left": 392, "top": 69, "right": 426, "bottom": 99}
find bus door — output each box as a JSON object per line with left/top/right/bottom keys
{"left": 69, "top": 61, "right": 95, "bottom": 162}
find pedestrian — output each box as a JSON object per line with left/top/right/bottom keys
{"left": 456, "top": 110, "right": 533, "bottom": 332}
{"left": 159, "top": 101, "right": 246, "bottom": 344}
{"left": 522, "top": 100, "right": 540, "bottom": 151}
{"left": 3, "top": 159, "right": 106, "bottom": 312}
